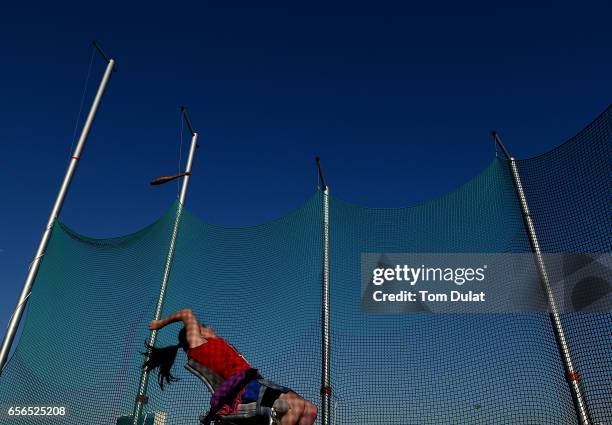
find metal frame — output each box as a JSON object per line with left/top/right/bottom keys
{"left": 491, "top": 131, "right": 592, "bottom": 425}
{"left": 132, "top": 107, "right": 199, "bottom": 425}
{"left": 316, "top": 157, "right": 331, "bottom": 425}
{"left": 0, "top": 43, "right": 116, "bottom": 376}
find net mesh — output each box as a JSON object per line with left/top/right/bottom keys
{"left": 0, "top": 106, "right": 610, "bottom": 424}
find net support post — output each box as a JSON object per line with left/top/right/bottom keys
{"left": 316, "top": 157, "right": 332, "bottom": 425}
{"left": 492, "top": 132, "right": 592, "bottom": 425}
{"left": 132, "top": 111, "right": 199, "bottom": 425}
{"left": 0, "top": 49, "right": 116, "bottom": 376}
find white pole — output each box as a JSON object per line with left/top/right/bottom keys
{"left": 492, "top": 132, "right": 592, "bottom": 425}
{"left": 0, "top": 53, "right": 115, "bottom": 376}
{"left": 132, "top": 110, "right": 198, "bottom": 425}
{"left": 321, "top": 186, "right": 331, "bottom": 425}
{"left": 316, "top": 157, "right": 332, "bottom": 425}
{"left": 508, "top": 158, "right": 592, "bottom": 425}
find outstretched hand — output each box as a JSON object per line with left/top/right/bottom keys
{"left": 148, "top": 320, "right": 164, "bottom": 331}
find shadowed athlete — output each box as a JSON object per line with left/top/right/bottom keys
{"left": 144, "top": 308, "right": 318, "bottom": 425}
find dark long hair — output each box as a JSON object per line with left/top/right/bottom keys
{"left": 142, "top": 327, "right": 188, "bottom": 390}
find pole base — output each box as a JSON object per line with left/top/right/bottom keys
{"left": 116, "top": 411, "right": 167, "bottom": 425}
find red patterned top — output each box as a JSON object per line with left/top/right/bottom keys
{"left": 187, "top": 337, "right": 251, "bottom": 379}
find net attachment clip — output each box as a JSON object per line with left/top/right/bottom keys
{"left": 320, "top": 386, "right": 332, "bottom": 395}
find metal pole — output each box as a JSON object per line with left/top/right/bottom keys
{"left": 492, "top": 132, "right": 592, "bottom": 425}
{"left": 132, "top": 110, "right": 199, "bottom": 425}
{"left": 0, "top": 49, "right": 115, "bottom": 376}
{"left": 316, "top": 157, "right": 332, "bottom": 425}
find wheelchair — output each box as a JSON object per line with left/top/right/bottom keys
{"left": 185, "top": 358, "right": 289, "bottom": 425}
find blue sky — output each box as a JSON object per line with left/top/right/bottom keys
{"left": 0, "top": 1, "right": 610, "bottom": 341}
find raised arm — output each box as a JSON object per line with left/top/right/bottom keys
{"left": 149, "top": 308, "right": 204, "bottom": 349}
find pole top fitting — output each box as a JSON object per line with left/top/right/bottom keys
{"left": 315, "top": 156, "right": 328, "bottom": 191}
{"left": 180, "top": 106, "right": 196, "bottom": 137}
{"left": 490, "top": 130, "right": 512, "bottom": 160}
{"left": 92, "top": 41, "right": 117, "bottom": 72}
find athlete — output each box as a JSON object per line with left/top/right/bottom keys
{"left": 143, "top": 308, "right": 318, "bottom": 425}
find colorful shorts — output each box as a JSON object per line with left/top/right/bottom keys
{"left": 241, "top": 378, "right": 293, "bottom": 406}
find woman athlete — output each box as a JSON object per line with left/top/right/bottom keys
{"left": 144, "top": 308, "right": 318, "bottom": 425}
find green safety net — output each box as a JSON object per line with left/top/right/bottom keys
{"left": 0, "top": 106, "right": 610, "bottom": 424}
